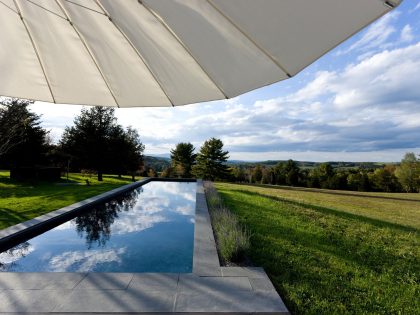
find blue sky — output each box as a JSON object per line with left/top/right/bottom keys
{"left": 31, "top": 0, "right": 420, "bottom": 162}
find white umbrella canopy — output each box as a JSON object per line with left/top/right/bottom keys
{"left": 0, "top": 0, "right": 401, "bottom": 108}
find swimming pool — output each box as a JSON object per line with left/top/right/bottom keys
{"left": 0, "top": 181, "right": 196, "bottom": 273}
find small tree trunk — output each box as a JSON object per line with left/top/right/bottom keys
{"left": 131, "top": 174, "right": 135, "bottom": 182}
{"left": 98, "top": 171, "right": 103, "bottom": 182}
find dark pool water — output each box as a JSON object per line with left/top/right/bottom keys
{"left": 0, "top": 181, "right": 196, "bottom": 272}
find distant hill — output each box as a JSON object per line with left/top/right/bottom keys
{"left": 226, "top": 160, "right": 389, "bottom": 169}
{"left": 147, "top": 153, "right": 171, "bottom": 160}
{"left": 143, "top": 155, "right": 170, "bottom": 172}
{"left": 144, "top": 154, "right": 392, "bottom": 172}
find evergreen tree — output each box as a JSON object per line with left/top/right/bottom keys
{"left": 121, "top": 127, "right": 145, "bottom": 180}
{"left": 60, "top": 107, "right": 144, "bottom": 181}
{"left": 0, "top": 98, "right": 48, "bottom": 168}
{"left": 284, "top": 159, "right": 300, "bottom": 186}
{"left": 192, "top": 138, "right": 229, "bottom": 180}
{"left": 170, "top": 142, "right": 196, "bottom": 178}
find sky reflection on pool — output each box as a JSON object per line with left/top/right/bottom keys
{"left": 0, "top": 181, "right": 196, "bottom": 272}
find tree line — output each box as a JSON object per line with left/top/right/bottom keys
{"left": 0, "top": 98, "right": 230, "bottom": 182}
{"left": 0, "top": 98, "right": 144, "bottom": 181}
{"left": 152, "top": 139, "right": 419, "bottom": 193}
{"left": 228, "top": 155, "right": 420, "bottom": 193}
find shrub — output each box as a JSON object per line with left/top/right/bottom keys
{"left": 204, "top": 181, "right": 250, "bottom": 263}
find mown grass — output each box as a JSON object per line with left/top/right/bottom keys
{"left": 0, "top": 170, "right": 134, "bottom": 230}
{"left": 215, "top": 182, "right": 420, "bottom": 315}
{"left": 227, "top": 183, "right": 420, "bottom": 230}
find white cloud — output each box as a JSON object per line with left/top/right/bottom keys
{"left": 335, "top": 11, "right": 399, "bottom": 55}
{"left": 48, "top": 248, "right": 126, "bottom": 272}
{"left": 410, "top": 2, "right": 420, "bottom": 13}
{"left": 111, "top": 214, "right": 167, "bottom": 234}
{"left": 400, "top": 24, "right": 414, "bottom": 42}
{"left": 331, "top": 43, "right": 420, "bottom": 109}
{"left": 0, "top": 243, "right": 34, "bottom": 270}
{"left": 175, "top": 205, "right": 194, "bottom": 216}
{"left": 288, "top": 71, "right": 336, "bottom": 103}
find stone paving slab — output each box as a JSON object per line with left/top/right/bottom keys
{"left": 75, "top": 273, "right": 133, "bottom": 290}
{"left": 119, "top": 289, "right": 176, "bottom": 312}
{"left": 53, "top": 289, "right": 127, "bottom": 312}
{"left": 192, "top": 180, "right": 221, "bottom": 277}
{"left": 0, "top": 179, "right": 289, "bottom": 314}
{"left": 221, "top": 266, "right": 269, "bottom": 278}
{"left": 178, "top": 274, "right": 252, "bottom": 294}
{"left": 249, "top": 277, "right": 277, "bottom": 292}
{"left": 0, "top": 273, "right": 86, "bottom": 290}
{"left": 175, "top": 289, "right": 288, "bottom": 313}
{"left": 0, "top": 289, "right": 70, "bottom": 312}
{"left": 128, "top": 273, "right": 179, "bottom": 292}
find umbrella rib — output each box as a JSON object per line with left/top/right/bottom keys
{"left": 55, "top": 0, "right": 120, "bottom": 108}
{"left": 12, "top": 0, "right": 56, "bottom": 103}
{"left": 94, "top": 0, "right": 175, "bottom": 107}
{"left": 138, "top": 0, "right": 229, "bottom": 100}
{"left": 207, "top": 0, "right": 292, "bottom": 78}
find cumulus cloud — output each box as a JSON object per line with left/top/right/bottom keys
{"left": 103, "top": 182, "right": 196, "bottom": 234}
{"left": 335, "top": 11, "right": 399, "bottom": 55}
{"left": 111, "top": 214, "right": 167, "bottom": 234}
{"left": 51, "top": 182, "right": 195, "bottom": 240}
{"left": 175, "top": 205, "right": 195, "bottom": 216}
{"left": 400, "top": 24, "right": 414, "bottom": 42}
{"left": 169, "top": 43, "right": 420, "bottom": 153}
{"left": 0, "top": 243, "right": 34, "bottom": 271}
{"left": 331, "top": 43, "right": 420, "bottom": 109}
{"left": 410, "top": 2, "right": 420, "bottom": 13}
{"left": 48, "top": 248, "right": 126, "bottom": 272}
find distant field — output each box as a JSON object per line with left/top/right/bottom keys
{"left": 215, "top": 182, "right": 420, "bottom": 315}
{"left": 0, "top": 171, "right": 134, "bottom": 230}
{"left": 227, "top": 183, "right": 420, "bottom": 230}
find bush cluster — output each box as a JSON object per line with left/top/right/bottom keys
{"left": 204, "top": 181, "right": 250, "bottom": 263}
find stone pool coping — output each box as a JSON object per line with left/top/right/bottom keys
{"left": 0, "top": 179, "right": 289, "bottom": 314}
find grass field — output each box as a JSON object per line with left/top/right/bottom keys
{"left": 215, "top": 182, "right": 420, "bottom": 315}
{"left": 0, "top": 170, "right": 134, "bottom": 230}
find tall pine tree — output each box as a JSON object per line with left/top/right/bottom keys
{"left": 193, "top": 138, "right": 229, "bottom": 180}
{"left": 0, "top": 98, "right": 48, "bottom": 168}
{"left": 170, "top": 142, "right": 196, "bottom": 178}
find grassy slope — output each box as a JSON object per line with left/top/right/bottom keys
{"left": 215, "top": 182, "right": 420, "bottom": 315}
{"left": 0, "top": 171, "right": 133, "bottom": 230}
{"left": 224, "top": 183, "right": 420, "bottom": 230}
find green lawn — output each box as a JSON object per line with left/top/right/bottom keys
{"left": 0, "top": 170, "right": 134, "bottom": 230}
{"left": 215, "top": 182, "right": 420, "bottom": 315}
